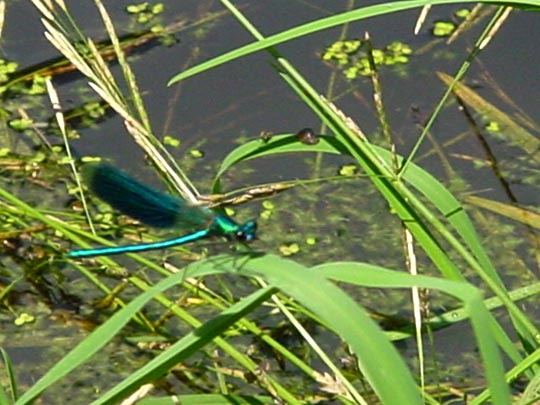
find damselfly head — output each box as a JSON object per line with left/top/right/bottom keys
{"left": 237, "top": 220, "right": 257, "bottom": 242}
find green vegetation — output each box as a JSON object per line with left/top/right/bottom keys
{"left": 1, "top": 1, "right": 540, "bottom": 404}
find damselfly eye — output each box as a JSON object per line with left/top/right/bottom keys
{"left": 237, "top": 220, "right": 257, "bottom": 242}
{"left": 237, "top": 231, "right": 253, "bottom": 242}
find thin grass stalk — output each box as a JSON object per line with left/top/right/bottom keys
{"left": 32, "top": 1, "right": 201, "bottom": 202}
{"left": 364, "top": 31, "right": 428, "bottom": 394}
{"left": 42, "top": 20, "right": 96, "bottom": 78}
{"left": 86, "top": 40, "right": 128, "bottom": 108}
{"left": 0, "top": 348, "right": 18, "bottom": 401}
{"left": 0, "top": 1, "right": 5, "bottom": 40}
{"left": 478, "top": 6, "right": 512, "bottom": 49}
{"left": 45, "top": 79, "right": 96, "bottom": 235}
{"left": 91, "top": 0, "right": 201, "bottom": 200}
{"left": 447, "top": 3, "right": 486, "bottom": 44}
{"left": 273, "top": 54, "right": 538, "bottom": 352}
{"left": 472, "top": 347, "right": 540, "bottom": 404}
{"left": 0, "top": 187, "right": 304, "bottom": 400}
{"left": 414, "top": 4, "right": 431, "bottom": 34}
{"left": 279, "top": 62, "right": 465, "bottom": 279}
{"left": 0, "top": 192, "right": 155, "bottom": 326}
{"left": 400, "top": 5, "right": 514, "bottom": 176}
{"left": 169, "top": 1, "right": 540, "bottom": 86}
{"left": 218, "top": 4, "right": 369, "bottom": 400}
{"left": 0, "top": 184, "right": 300, "bottom": 401}
{"left": 269, "top": 287, "right": 366, "bottom": 404}
{"left": 93, "top": 0, "right": 150, "bottom": 130}
{"left": 173, "top": 2, "right": 540, "bottom": 384}
{"left": 314, "top": 0, "right": 355, "bottom": 181}
{"left": 30, "top": 0, "right": 55, "bottom": 20}
{"left": 276, "top": 61, "right": 534, "bottom": 368}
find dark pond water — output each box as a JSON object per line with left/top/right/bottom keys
{"left": 2, "top": 0, "right": 540, "bottom": 402}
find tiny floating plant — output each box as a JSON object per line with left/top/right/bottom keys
{"left": 67, "top": 163, "right": 257, "bottom": 258}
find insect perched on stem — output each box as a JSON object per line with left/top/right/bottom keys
{"left": 68, "top": 163, "right": 257, "bottom": 258}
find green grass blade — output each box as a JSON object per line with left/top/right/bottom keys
{"left": 218, "top": 254, "right": 424, "bottom": 405}
{"left": 92, "top": 287, "right": 277, "bottom": 405}
{"left": 137, "top": 394, "right": 274, "bottom": 404}
{"left": 467, "top": 196, "right": 540, "bottom": 229}
{"left": 215, "top": 135, "right": 526, "bottom": 365}
{"left": 438, "top": 71, "right": 540, "bottom": 160}
{"left": 0, "top": 386, "right": 11, "bottom": 405}
{"left": 217, "top": 135, "right": 501, "bottom": 284}
{"left": 14, "top": 261, "right": 245, "bottom": 405}
{"left": 472, "top": 348, "right": 540, "bottom": 404}
{"left": 168, "top": 0, "right": 540, "bottom": 85}
{"left": 0, "top": 347, "right": 17, "bottom": 402}
{"left": 276, "top": 52, "right": 538, "bottom": 347}
{"left": 314, "top": 262, "right": 511, "bottom": 405}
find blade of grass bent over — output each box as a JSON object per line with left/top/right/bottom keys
{"left": 168, "top": 0, "right": 540, "bottom": 85}
{"left": 314, "top": 262, "right": 510, "bottom": 404}
{"left": 173, "top": 2, "right": 538, "bottom": 347}
{"left": 214, "top": 135, "right": 524, "bottom": 366}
